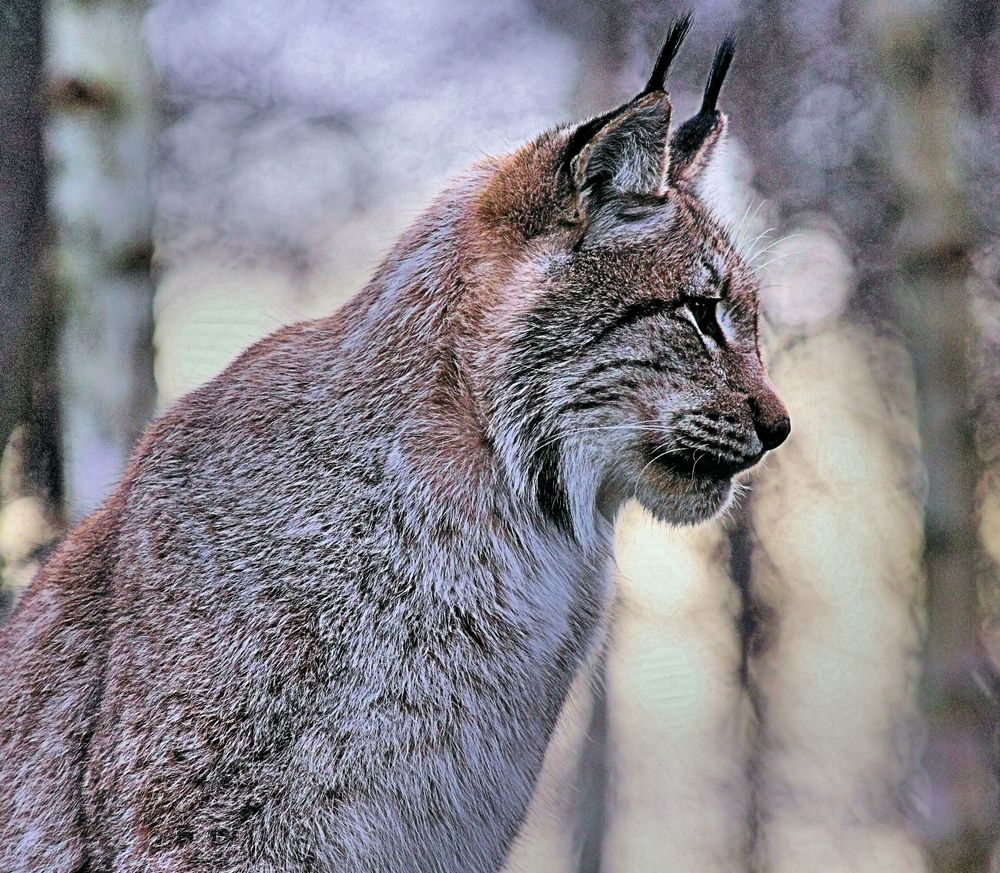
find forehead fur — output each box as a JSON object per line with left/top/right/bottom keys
{"left": 471, "top": 131, "right": 573, "bottom": 245}
{"left": 471, "top": 20, "right": 738, "bottom": 269}
{"left": 471, "top": 129, "right": 743, "bottom": 277}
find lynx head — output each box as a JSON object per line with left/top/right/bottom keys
{"left": 464, "top": 16, "right": 789, "bottom": 534}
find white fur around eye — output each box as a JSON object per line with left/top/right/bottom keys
{"left": 717, "top": 300, "right": 736, "bottom": 343}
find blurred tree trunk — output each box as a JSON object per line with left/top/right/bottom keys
{"left": 0, "top": 0, "right": 64, "bottom": 609}
{"left": 0, "top": 0, "right": 45, "bottom": 460}
{"left": 870, "top": 2, "right": 1000, "bottom": 871}
{"left": 47, "top": 0, "right": 157, "bottom": 522}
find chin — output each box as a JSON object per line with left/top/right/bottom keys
{"left": 640, "top": 478, "right": 734, "bottom": 525}
{"left": 619, "top": 464, "right": 736, "bottom": 526}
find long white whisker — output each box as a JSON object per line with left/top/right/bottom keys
{"left": 737, "top": 200, "right": 767, "bottom": 249}
{"left": 743, "top": 227, "right": 776, "bottom": 261}
{"left": 752, "top": 232, "right": 803, "bottom": 258}
{"left": 733, "top": 197, "right": 757, "bottom": 244}
{"left": 750, "top": 235, "right": 804, "bottom": 270}
{"left": 755, "top": 251, "right": 804, "bottom": 273}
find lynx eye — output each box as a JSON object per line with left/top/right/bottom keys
{"left": 683, "top": 297, "right": 725, "bottom": 345}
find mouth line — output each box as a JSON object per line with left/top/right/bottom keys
{"left": 641, "top": 442, "right": 762, "bottom": 480}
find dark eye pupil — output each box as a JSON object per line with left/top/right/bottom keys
{"left": 689, "top": 298, "right": 718, "bottom": 332}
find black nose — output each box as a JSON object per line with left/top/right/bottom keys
{"left": 757, "top": 415, "right": 791, "bottom": 451}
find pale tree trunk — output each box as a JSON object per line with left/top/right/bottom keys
{"left": 602, "top": 510, "right": 752, "bottom": 873}
{"left": 501, "top": 664, "right": 597, "bottom": 873}
{"left": 46, "top": 0, "right": 156, "bottom": 522}
{"left": 748, "top": 321, "right": 926, "bottom": 873}
{"left": 971, "top": 247, "right": 1000, "bottom": 873}
{"left": 869, "top": 2, "right": 1000, "bottom": 870}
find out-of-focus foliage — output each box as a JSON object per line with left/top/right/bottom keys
{"left": 144, "top": 0, "right": 579, "bottom": 405}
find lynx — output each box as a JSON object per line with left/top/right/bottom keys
{"left": 0, "top": 17, "right": 788, "bottom": 872}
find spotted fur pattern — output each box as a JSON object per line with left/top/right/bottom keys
{"left": 0, "top": 24, "right": 788, "bottom": 873}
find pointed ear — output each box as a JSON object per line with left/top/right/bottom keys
{"left": 562, "top": 14, "right": 692, "bottom": 212}
{"left": 571, "top": 91, "right": 674, "bottom": 203}
{"left": 670, "top": 36, "right": 736, "bottom": 185}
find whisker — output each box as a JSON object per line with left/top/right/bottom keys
{"left": 732, "top": 196, "right": 758, "bottom": 245}
{"left": 755, "top": 250, "right": 804, "bottom": 273}
{"left": 752, "top": 232, "right": 802, "bottom": 259}
{"left": 743, "top": 226, "right": 776, "bottom": 261}
{"left": 739, "top": 199, "right": 766, "bottom": 243}
{"left": 750, "top": 235, "right": 803, "bottom": 269}
{"left": 678, "top": 419, "right": 740, "bottom": 445}
{"left": 717, "top": 479, "right": 751, "bottom": 525}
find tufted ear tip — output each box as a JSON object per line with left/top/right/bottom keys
{"left": 641, "top": 12, "right": 694, "bottom": 97}
{"left": 560, "top": 13, "right": 693, "bottom": 192}
{"left": 701, "top": 35, "right": 736, "bottom": 114}
{"left": 669, "top": 34, "right": 737, "bottom": 185}
{"left": 560, "top": 18, "right": 738, "bottom": 208}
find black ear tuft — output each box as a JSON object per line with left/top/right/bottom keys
{"left": 562, "top": 12, "right": 693, "bottom": 178}
{"left": 641, "top": 12, "right": 694, "bottom": 96}
{"left": 669, "top": 34, "right": 736, "bottom": 184}
{"left": 700, "top": 34, "right": 736, "bottom": 114}
{"left": 561, "top": 13, "right": 703, "bottom": 208}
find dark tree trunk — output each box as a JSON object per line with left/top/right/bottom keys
{"left": 0, "top": 0, "right": 64, "bottom": 611}
{"left": 0, "top": 0, "right": 49, "bottom": 471}
{"left": 870, "top": 2, "right": 1000, "bottom": 870}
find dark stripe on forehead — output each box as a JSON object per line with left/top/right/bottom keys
{"left": 585, "top": 298, "right": 674, "bottom": 352}
{"left": 570, "top": 356, "right": 678, "bottom": 389}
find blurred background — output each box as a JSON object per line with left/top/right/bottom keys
{"left": 1, "top": 0, "right": 998, "bottom": 870}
